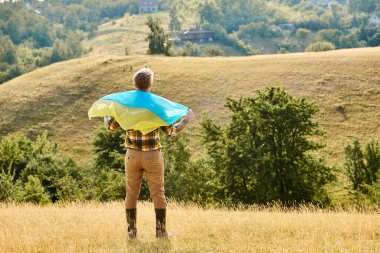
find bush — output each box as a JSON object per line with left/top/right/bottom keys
{"left": 305, "top": 41, "right": 336, "bottom": 52}
{"left": 0, "top": 35, "right": 17, "bottom": 65}
{"left": 296, "top": 18, "right": 328, "bottom": 32}
{"left": 368, "top": 32, "right": 380, "bottom": 47}
{"left": 0, "top": 173, "right": 23, "bottom": 202}
{"left": 92, "top": 126, "right": 215, "bottom": 205}
{"left": 23, "top": 176, "right": 51, "bottom": 204}
{"left": 316, "top": 29, "right": 342, "bottom": 46}
{"left": 94, "top": 169, "right": 126, "bottom": 201}
{"left": 181, "top": 41, "right": 202, "bottom": 57}
{"left": 92, "top": 126, "right": 125, "bottom": 172}
{"left": 338, "top": 33, "right": 359, "bottom": 48}
{"left": 344, "top": 138, "right": 380, "bottom": 193}
{"left": 201, "top": 87, "right": 335, "bottom": 205}
{"left": 50, "top": 32, "right": 83, "bottom": 63}
{"left": 296, "top": 28, "right": 311, "bottom": 44}
{"left": 238, "top": 22, "right": 281, "bottom": 39}
{"left": 0, "top": 133, "right": 87, "bottom": 203}
{"left": 161, "top": 135, "right": 215, "bottom": 204}
{"left": 205, "top": 46, "right": 224, "bottom": 56}
{"left": 202, "top": 23, "right": 255, "bottom": 55}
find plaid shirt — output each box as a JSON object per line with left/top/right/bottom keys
{"left": 104, "top": 116, "right": 186, "bottom": 151}
{"left": 124, "top": 126, "right": 173, "bottom": 151}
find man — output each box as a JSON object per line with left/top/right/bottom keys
{"left": 105, "top": 67, "right": 194, "bottom": 239}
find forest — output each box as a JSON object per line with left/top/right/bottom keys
{"left": 1, "top": 0, "right": 380, "bottom": 82}
{"left": 0, "top": 0, "right": 138, "bottom": 83}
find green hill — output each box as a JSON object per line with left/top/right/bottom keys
{"left": 0, "top": 48, "right": 379, "bottom": 165}
{"left": 82, "top": 12, "right": 244, "bottom": 57}
{"left": 82, "top": 13, "right": 169, "bottom": 56}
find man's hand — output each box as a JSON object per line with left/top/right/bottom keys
{"left": 171, "top": 109, "right": 195, "bottom": 136}
{"left": 104, "top": 116, "right": 120, "bottom": 131}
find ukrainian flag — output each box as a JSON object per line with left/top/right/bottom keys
{"left": 88, "top": 90, "right": 189, "bottom": 134}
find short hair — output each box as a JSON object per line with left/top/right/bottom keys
{"left": 133, "top": 67, "right": 154, "bottom": 91}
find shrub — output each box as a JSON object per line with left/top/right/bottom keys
{"left": 296, "top": 28, "right": 311, "bottom": 44}
{"left": 205, "top": 46, "right": 224, "bottom": 56}
{"left": 94, "top": 169, "right": 126, "bottom": 201}
{"left": 305, "top": 41, "right": 336, "bottom": 52}
{"left": 238, "top": 22, "right": 281, "bottom": 39}
{"left": 201, "top": 87, "right": 335, "bottom": 205}
{"left": 368, "top": 32, "right": 380, "bottom": 47}
{"left": 0, "top": 133, "right": 87, "bottom": 203}
{"left": 145, "top": 16, "right": 172, "bottom": 56}
{"left": 92, "top": 126, "right": 215, "bottom": 204}
{"left": 0, "top": 173, "right": 23, "bottom": 202}
{"left": 181, "top": 41, "right": 202, "bottom": 57}
{"left": 344, "top": 138, "right": 380, "bottom": 192}
{"left": 23, "top": 176, "right": 51, "bottom": 204}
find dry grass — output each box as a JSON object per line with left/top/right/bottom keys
{"left": 82, "top": 12, "right": 244, "bottom": 57}
{"left": 82, "top": 13, "right": 170, "bottom": 56}
{"left": 0, "top": 201, "right": 379, "bottom": 253}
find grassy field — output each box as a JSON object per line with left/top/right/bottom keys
{"left": 82, "top": 13, "right": 170, "bottom": 56}
{"left": 82, "top": 12, "right": 242, "bottom": 57}
{"left": 0, "top": 47, "right": 379, "bottom": 166}
{"left": 0, "top": 201, "right": 379, "bottom": 253}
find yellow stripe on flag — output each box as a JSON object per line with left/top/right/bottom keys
{"left": 88, "top": 100, "right": 169, "bottom": 134}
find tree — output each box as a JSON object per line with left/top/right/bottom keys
{"left": 199, "top": 0, "right": 224, "bottom": 25}
{"left": 0, "top": 36, "right": 17, "bottom": 65}
{"left": 316, "top": 29, "right": 342, "bottom": 46}
{"left": 145, "top": 16, "right": 172, "bottom": 55}
{"left": 344, "top": 139, "right": 366, "bottom": 191}
{"left": 296, "top": 28, "right": 311, "bottom": 46}
{"left": 64, "top": 7, "right": 80, "bottom": 30}
{"left": 349, "top": 0, "right": 377, "bottom": 13}
{"left": 201, "top": 87, "right": 335, "bottom": 205}
{"left": 365, "top": 140, "right": 380, "bottom": 184}
{"left": 321, "top": 4, "right": 342, "bottom": 29}
{"left": 0, "top": 133, "right": 87, "bottom": 203}
{"left": 88, "top": 23, "right": 97, "bottom": 39}
{"left": 169, "top": 6, "right": 182, "bottom": 31}
{"left": 92, "top": 126, "right": 125, "bottom": 172}
{"left": 344, "top": 138, "right": 380, "bottom": 192}
{"left": 161, "top": 134, "right": 215, "bottom": 204}
{"left": 4, "top": 14, "right": 25, "bottom": 44}
{"left": 338, "top": 33, "right": 359, "bottom": 48}
{"left": 368, "top": 32, "right": 380, "bottom": 47}
{"left": 50, "top": 32, "right": 83, "bottom": 63}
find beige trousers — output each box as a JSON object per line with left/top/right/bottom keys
{"left": 124, "top": 149, "right": 167, "bottom": 209}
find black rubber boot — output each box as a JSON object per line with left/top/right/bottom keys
{"left": 155, "top": 208, "right": 172, "bottom": 238}
{"left": 126, "top": 208, "right": 137, "bottom": 239}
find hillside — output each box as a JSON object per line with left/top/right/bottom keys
{"left": 82, "top": 13, "right": 170, "bottom": 56}
{"left": 1, "top": 202, "right": 379, "bottom": 252}
{"left": 0, "top": 48, "right": 379, "bottom": 165}
{"left": 82, "top": 12, "right": 244, "bottom": 57}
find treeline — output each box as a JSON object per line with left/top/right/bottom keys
{"left": 1, "top": 87, "right": 379, "bottom": 207}
{"left": 0, "top": 0, "right": 138, "bottom": 84}
{"left": 167, "top": 0, "right": 380, "bottom": 55}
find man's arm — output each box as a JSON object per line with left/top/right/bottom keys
{"left": 160, "top": 125, "right": 174, "bottom": 136}
{"left": 104, "top": 116, "right": 120, "bottom": 131}
{"left": 159, "top": 109, "right": 194, "bottom": 137}
{"left": 172, "top": 109, "right": 195, "bottom": 136}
